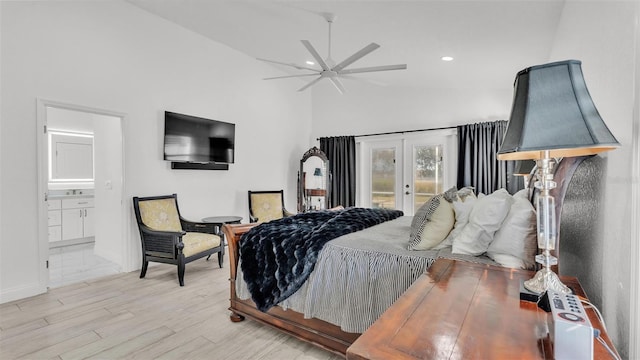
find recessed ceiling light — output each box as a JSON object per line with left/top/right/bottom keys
{"left": 306, "top": 60, "right": 315, "bottom": 65}
{"left": 441, "top": 56, "right": 454, "bottom": 62}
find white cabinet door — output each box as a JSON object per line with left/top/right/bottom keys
{"left": 83, "top": 207, "right": 95, "bottom": 237}
{"left": 62, "top": 208, "right": 84, "bottom": 240}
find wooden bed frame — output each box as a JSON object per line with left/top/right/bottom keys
{"left": 222, "top": 223, "right": 359, "bottom": 356}
{"left": 222, "top": 156, "right": 597, "bottom": 357}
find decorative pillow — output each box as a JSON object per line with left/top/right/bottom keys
{"left": 442, "top": 186, "right": 459, "bottom": 202}
{"left": 408, "top": 194, "right": 455, "bottom": 250}
{"left": 432, "top": 191, "right": 477, "bottom": 250}
{"left": 487, "top": 189, "right": 537, "bottom": 269}
{"left": 443, "top": 186, "right": 475, "bottom": 203}
{"left": 452, "top": 188, "right": 513, "bottom": 256}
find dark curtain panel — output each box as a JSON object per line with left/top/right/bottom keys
{"left": 320, "top": 136, "right": 356, "bottom": 207}
{"left": 457, "top": 120, "right": 520, "bottom": 195}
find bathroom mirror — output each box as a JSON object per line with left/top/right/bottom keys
{"left": 297, "top": 147, "right": 330, "bottom": 212}
{"left": 49, "top": 131, "right": 94, "bottom": 182}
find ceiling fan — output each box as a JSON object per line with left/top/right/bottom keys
{"left": 257, "top": 13, "right": 407, "bottom": 94}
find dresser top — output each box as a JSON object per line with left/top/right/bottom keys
{"left": 346, "top": 259, "right": 618, "bottom": 360}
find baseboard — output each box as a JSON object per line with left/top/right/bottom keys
{"left": 49, "top": 237, "right": 94, "bottom": 249}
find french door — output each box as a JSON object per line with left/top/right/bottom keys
{"left": 358, "top": 130, "right": 456, "bottom": 215}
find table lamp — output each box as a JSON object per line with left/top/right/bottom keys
{"left": 313, "top": 167, "right": 323, "bottom": 189}
{"left": 498, "top": 60, "right": 619, "bottom": 295}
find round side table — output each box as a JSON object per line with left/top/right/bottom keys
{"left": 201, "top": 216, "right": 243, "bottom": 250}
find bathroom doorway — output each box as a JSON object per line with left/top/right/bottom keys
{"left": 37, "top": 100, "right": 126, "bottom": 289}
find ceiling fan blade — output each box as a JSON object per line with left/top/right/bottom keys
{"left": 332, "top": 43, "right": 380, "bottom": 72}
{"left": 329, "top": 77, "right": 346, "bottom": 94}
{"left": 298, "top": 76, "right": 323, "bottom": 92}
{"left": 339, "top": 64, "right": 407, "bottom": 75}
{"left": 256, "top": 57, "right": 320, "bottom": 73}
{"left": 301, "top": 40, "right": 330, "bottom": 71}
{"left": 263, "top": 73, "right": 321, "bottom": 80}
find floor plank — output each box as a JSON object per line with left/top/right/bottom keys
{"left": 0, "top": 253, "right": 343, "bottom": 359}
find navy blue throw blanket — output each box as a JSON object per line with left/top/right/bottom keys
{"left": 239, "top": 207, "right": 403, "bottom": 312}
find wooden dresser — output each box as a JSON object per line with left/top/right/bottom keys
{"left": 346, "top": 258, "right": 619, "bottom": 359}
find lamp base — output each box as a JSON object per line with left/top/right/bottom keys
{"left": 519, "top": 279, "right": 542, "bottom": 302}
{"left": 523, "top": 267, "right": 572, "bottom": 295}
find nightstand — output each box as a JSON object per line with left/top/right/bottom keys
{"left": 346, "top": 258, "right": 619, "bottom": 359}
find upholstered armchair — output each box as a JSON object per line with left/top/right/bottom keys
{"left": 132, "top": 194, "right": 224, "bottom": 286}
{"left": 248, "top": 190, "right": 294, "bottom": 223}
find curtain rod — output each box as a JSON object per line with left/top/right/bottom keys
{"left": 317, "top": 125, "right": 457, "bottom": 140}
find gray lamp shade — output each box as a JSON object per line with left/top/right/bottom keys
{"left": 313, "top": 168, "right": 322, "bottom": 176}
{"left": 498, "top": 60, "right": 619, "bottom": 160}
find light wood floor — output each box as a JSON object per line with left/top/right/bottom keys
{"left": 0, "top": 253, "right": 343, "bottom": 359}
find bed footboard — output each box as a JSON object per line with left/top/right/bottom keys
{"left": 221, "top": 223, "right": 360, "bottom": 356}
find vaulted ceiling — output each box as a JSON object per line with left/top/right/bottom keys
{"left": 127, "top": 1, "right": 566, "bottom": 92}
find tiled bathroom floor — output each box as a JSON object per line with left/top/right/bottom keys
{"left": 49, "top": 242, "right": 121, "bottom": 288}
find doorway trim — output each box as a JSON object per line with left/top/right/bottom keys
{"left": 36, "top": 98, "right": 127, "bottom": 291}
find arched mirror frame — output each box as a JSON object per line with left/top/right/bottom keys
{"left": 297, "top": 146, "right": 330, "bottom": 212}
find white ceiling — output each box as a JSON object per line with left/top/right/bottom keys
{"left": 127, "top": 0, "right": 566, "bottom": 92}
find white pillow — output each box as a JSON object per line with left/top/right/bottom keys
{"left": 452, "top": 188, "right": 513, "bottom": 256}
{"left": 487, "top": 189, "right": 537, "bottom": 269}
{"left": 432, "top": 194, "right": 477, "bottom": 250}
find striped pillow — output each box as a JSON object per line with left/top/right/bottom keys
{"left": 408, "top": 194, "right": 455, "bottom": 250}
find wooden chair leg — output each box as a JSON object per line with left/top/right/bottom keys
{"left": 177, "top": 256, "right": 186, "bottom": 286}
{"left": 140, "top": 259, "right": 149, "bottom": 279}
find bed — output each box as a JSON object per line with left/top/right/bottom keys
{"left": 222, "top": 155, "right": 599, "bottom": 356}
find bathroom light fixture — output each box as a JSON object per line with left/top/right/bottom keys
{"left": 441, "top": 56, "right": 454, "bottom": 61}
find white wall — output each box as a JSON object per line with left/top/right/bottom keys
{"left": 310, "top": 79, "right": 513, "bottom": 140}
{"left": 547, "top": 2, "right": 637, "bottom": 357}
{"left": 0, "top": 1, "right": 312, "bottom": 302}
{"left": 92, "top": 113, "right": 123, "bottom": 266}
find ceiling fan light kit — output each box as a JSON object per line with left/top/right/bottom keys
{"left": 258, "top": 14, "right": 407, "bottom": 94}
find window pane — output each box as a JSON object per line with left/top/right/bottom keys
{"left": 371, "top": 148, "right": 395, "bottom": 209}
{"left": 414, "top": 145, "right": 443, "bottom": 212}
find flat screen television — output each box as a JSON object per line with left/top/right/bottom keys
{"left": 164, "top": 111, "right": 235, "bottom": 164}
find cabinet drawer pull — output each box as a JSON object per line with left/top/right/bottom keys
{"left": 78, "top": 201, "right": 88, "bottom": 204}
